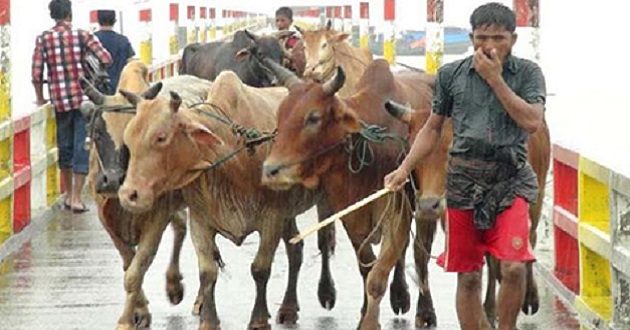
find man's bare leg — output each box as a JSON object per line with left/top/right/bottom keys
{"left": 457, "top": 271, "right": 483, "bottom": 330}
{"left": 70, "top": 173, "right": 87, "bottom": 209}
{"left": 60, "top": 169, "right": 72, "bottom": 202}
{"left": 497, "top": 261, "right": 526, "bottom": 330}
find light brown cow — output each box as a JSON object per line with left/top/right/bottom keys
{"left": 81, "top": 60, "right": 213, "bottom": 330}
{"left": 300, "top": 26, "right": 373, "bottom": 97}
{"left": 116, "top": 71, "right": 332, "bottom": 330}
{"left": 260, "top": 58, "right": 441, "bottom": 329}
{"left": 384, "top": 100, "right": 551, "bottom": 328}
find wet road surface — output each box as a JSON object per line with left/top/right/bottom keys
{"left": 0, "top": 199, "right": 583, "bottom": 329}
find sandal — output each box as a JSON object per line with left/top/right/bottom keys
{"left": 63, "top": 200, "right": 72, "bottom": 210}
{"left": 72, "top": 203, "right": 90, "bottom": 214}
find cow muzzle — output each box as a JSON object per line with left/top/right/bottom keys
{"left": 95, "top": 169, "right": 126, "bottom": 195}
{"left": 118, "top": 185, "right": 155, "bottom": 214}
{"left": 415, "top": 196, "right": 446, "bottom": 221}
{"left": 261, "top": 161, "right": 297, "bottom": 190}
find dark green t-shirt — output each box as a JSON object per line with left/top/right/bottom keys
{"left": 433, "top": 54, "right": 546, "bottom": 163}
{"left": 433, "top": 55, "right": 545, "bottom": 227}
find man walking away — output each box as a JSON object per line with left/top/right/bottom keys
{"left": 95, "top": 10, "right": 135, "bottom": 94}
{"left": 32, "top": 0, "right": 112, "bottom": 213}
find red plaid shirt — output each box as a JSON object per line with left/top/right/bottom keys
{"left": 31, "top": 21, "right": 112, "bottom": 112}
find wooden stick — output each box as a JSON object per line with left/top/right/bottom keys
{"left": 290, "top": 187, "right": 393, "bottom": 244}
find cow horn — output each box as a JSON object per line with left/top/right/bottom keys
{"left": 142, "top": 82, "right": 163, "bottom": 100}
{"left": 244, "top": 29, "right": 260, "bottom": 42}
{"left": 384, "top": 100, "right": 412, "bottom": 124}
{"left": 295, "top": 25, "right": 304, "bottom": 35}
{"left": 79, "top": 76, "right": 105, "bottom": 105}
{"left": 322, "top": 67, "right": 345, "bottom": 96}
{"left": 262, "top": 57, "right": 300, "bottom": 89}
{"left": 119, "top": 90, "right": 141, "bottom": 107}
{"left": 170, "top": 91, "right": 182, "bottom": 113}
{"left": 271, "top": 30, "right": 295, "bottom": 39}
{"left": 282, "top": 48, "right": 293, "bottom": 60}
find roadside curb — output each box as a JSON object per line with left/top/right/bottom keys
{"left": 0, "top": 199, "right": 62, "bottom": 264}
{"left": 535, "top": 262, "right": 614, "bottom": 330}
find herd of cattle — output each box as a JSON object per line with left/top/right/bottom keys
{"left": 77, "top": 24, "right": 551, "bottom": 330}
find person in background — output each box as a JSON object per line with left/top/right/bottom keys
{"left": 275, "top": 6, "right": 300, "bottom": 49}
{"left": 275, "top": 6, "right": 304, "bottom": 75}
{"left": 94, "top": 10, "right": 135, "bottom": 94}
{"left": 32, "top": 0, "right": 112, "bottom": 213}
{"left": 384, "top": 3, "right": 546, "bottom": 330}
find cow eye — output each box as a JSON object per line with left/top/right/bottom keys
{"left": 304, "top": 111, "right": 321, "bottom": 126}
{"left": 156, "top": 133, "right": 168, "bottom": 144}
{"left": 321, "top": 42, "right": 327, "bottom": 49}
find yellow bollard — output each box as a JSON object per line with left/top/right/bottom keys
{"left": 383, "top": 0, "right": 396, "bottom": 65}
{"left": 138, "top": 8, "right": 152, "bottom": 65}
{"left": 426, "top": 0, "right": 444, "bottom": 74}
{"left": 383, "top": 37, "right": 395, "bottom": 65}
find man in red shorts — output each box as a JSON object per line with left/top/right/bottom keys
{"left": 384, "top": 2, "right": 545, "bottom": 330}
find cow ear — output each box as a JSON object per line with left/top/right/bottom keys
{"left": 119, "top": 89, "right": 141, "bottom": 106}
{"left": 183, "top": 121, "right": 224, "bottom": 146}
{"left": 235, "top": 47, "right": 251, "bottom": 61}
{"left": 332, "top": 32, "right": 349, "bottom": 42}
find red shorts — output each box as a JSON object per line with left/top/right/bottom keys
{"left": 436, "top": 197, "right": 536, "bottom": 273}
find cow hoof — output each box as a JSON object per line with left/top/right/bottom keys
{"left": 389, "top": 281, "right": 410, "bottom": 315}
{"left": 192, "top": 302, "right": 203, "bottom": 316}
{"left": 199, "top": 321, "right": 221, "bottom": 330}
{"left": 115, "top": 324, "right": 135, "bottom": 330}
{"left": 133, "top": 311, "right": 152, "bottom": 329}
{"left": 318, "top": 278, "right": 337, "bottom": 310}
{"left": 276, "top": 306, "right": 299, "bottom": 324}
{"left": 522, "top": 286, "right": 540, "bottom": 315}
{"left": 167, "top": 281, "right": 185, "bottom": 305}
{"left": 415, "top": 310, "right": 437, "bottom": 328}
{"left": 247, "top": 321, "right": 271, "bottom": 330}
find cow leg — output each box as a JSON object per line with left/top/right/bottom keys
{"left": 166, "top": 212, "right": 187, "bottom": 306}
{"left": 248, "top": 217, "right": 283, "bottom": 330}
{"left": 482, "top": 255, "right": 498, "bottom": 330}
{"left": 389, "top": 243, "right": 410, "bottom": 315}
{"left": 189, "top": 212, "right": 221, "bottom": 330}
{"left": 360, "top": 195, "right": 412, "bottom": 330}
{"left": 116, "top": 213, "right": 170, "bottom": 330}
{"left": 106, "top": 228, "right": 151, "bottom": 328}
{"left": 192, "top": 241, "right": 223, "bottom": 316}
{"left": 99, "top": 203, "right": 152, "bottom": 328}
{"left": 343, "top": 221, "right": 376, "bottom": 320}
{"left": 413, "top": 220, "right": 438, "bottom": 328}
{"left": 316, "top": 200, "right": 337, "bottom": 310}
{"left": 276, "top": 218, "right": 303, "bottom": 325}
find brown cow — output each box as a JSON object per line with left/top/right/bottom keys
{"left": 300, "top": 26, "right": 373, "bottom": 97}
{"left": 116, "top": 71, "right": 334, "bottom": 330}
{"left": 81, "top": 60, "right": 213, "bottom": 330}
{"left": 384, "top": 101, "right": 551, "bottom": 328}
{"left": 261, "top": 58, "right": 441, "bottom": 329}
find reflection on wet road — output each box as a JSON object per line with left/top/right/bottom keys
{"left": 0, "top": 201, "right": 582, "bottom": 329}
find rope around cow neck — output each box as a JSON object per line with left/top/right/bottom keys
{"left": 346, "top": 121, "right": 409, "bottom": 174}
{"left": 188, "top": 102, "right": 278, "bottom": 172}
